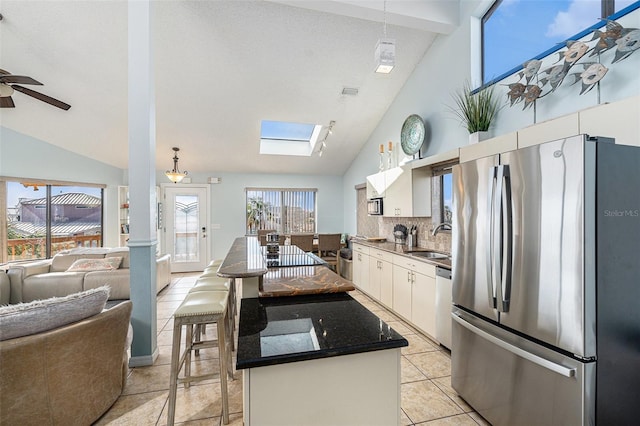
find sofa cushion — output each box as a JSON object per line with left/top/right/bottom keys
{"left": 51, "top": 252, "right": 106, "bottom": 272}
{"left": 84, "top": 269, "right": 130, "bottom": 300}
{"left": 0, "top": 286, "right": 109, "bottom": 341}
{"left": 22, "top": 272, "right": 86, "bottom": 302}
{"left": 106, "top": 248, "right": 130, "bottom": 269}
{"left": 66, "top": 256, "right": 123, "bottom": 272}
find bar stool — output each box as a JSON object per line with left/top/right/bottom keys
{"left": 190, "top": 276, "right": 237, "bottom": 353}
{"left": 167, "top": 290, "right": 231, "bottom": 425}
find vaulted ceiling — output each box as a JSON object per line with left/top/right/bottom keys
{"left": 0, "top": 1, "right": 459, "bottom": 176}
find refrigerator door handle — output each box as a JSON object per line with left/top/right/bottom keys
{"left": 498, "top": 165, "right": 513, "bottom": 312}
{"left": 487, "top": 166, "right": 498, "bottom": 309}
{"left": 492, "top": 166, "right": 503, "bottom": 309}
{"left": 452, "top": 311, "right": 576, "bottom": 378}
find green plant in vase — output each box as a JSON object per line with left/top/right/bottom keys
{"left": 450, "top": 81, "right": 501, "bottom": 144}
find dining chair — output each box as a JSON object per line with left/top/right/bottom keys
{"left": 290, "top": 234, "right": 314, "bottom": 252}
{"left": 317, "top": 233, "right": 342, "bottom": 274}
{"left": 258, "top": 229, "right": 276, "bottom": 246}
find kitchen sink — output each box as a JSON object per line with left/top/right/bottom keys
{"left": 408, "top": 251, "right": 449, "bottom": 260}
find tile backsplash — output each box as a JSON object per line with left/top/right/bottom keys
{"left": 380, "top": 217, "right": 452, "bottom": 253}
{"left": 355, "top": 188, "right": 452, "bottom": 254}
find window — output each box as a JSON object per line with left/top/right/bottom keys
{"left": 2, "top": 179, "right": 103, "bottom": 263}
{"left": 259, "top": 120, "right": 323, "bottom": 156}
{"left": 246, "top": 188, "right": 317, "bottom": 235}
{"left": 482, "top": 0, "right": 637, "bottom": 84}
{"left": 431, "top": 162, "right": 456, "bottom": 226}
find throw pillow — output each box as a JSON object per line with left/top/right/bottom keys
{"left": 66, "top": 256, "right": 123, "bottom": 272}
{"left": 0, "top": 286, "right": 110, "bottom": 341}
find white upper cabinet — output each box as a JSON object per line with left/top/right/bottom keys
{"left": 459, "top": 132, "right": 518, "bottom": 163}
{"left": 579, "top": 95, "right": 640, "bottom": 147}
{"left": 365, "top": 166, "right": 431, "bottom": 217}
{"left": 518, "top": 113, "right": 579, "bottom": 149}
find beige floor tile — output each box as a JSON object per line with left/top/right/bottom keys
{"left": 401, "top": 408, "right": 413, "bottom": 426}
{"left": 123, "top": 364, "right": 172, "bottom": 395}
{"left": 387, "top": 320, "right": 419, "bottom": 336}
{"left": 158, "top": 300, "right": 184, "bottom": 310}
{"left": 401, "top": 333, "right": 441, "bottom": 355}
{"left": 370, "top": 307, "right": 400, "bottom": 323}
{"left": 418, "top": 413, "right": 479, "bottom": 425}
{"left": 402, "top": 355, "right": 428, "bottom": 383}
{"left": 93, "top": 389, "right": 167, "bottom": 425}
{"left": 176, "top": 417, "right": 220, "bottom": 425}
{"left": 431, "top": 376, "right": 473, "bottom": 412}
{"left": 405, "top": 351, "right": 451, "bottom": 379}
{"left": 401, "top": 380, "right": 464, "bottom": 424}
{"left": 159, "top": 293, "right": 190, "bottom": 302}
{"left": 158, "top": 382, "right": 227, "bottom": 424}
{"left": 468, "top": 411, "right": 491, "bottom": 426}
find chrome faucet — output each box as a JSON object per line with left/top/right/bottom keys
{"left": 431, "top": 222, "right": 452, "bottom": 236}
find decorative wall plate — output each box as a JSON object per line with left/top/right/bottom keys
{"left": 400, "top": 114, "right": 425, "bottom": 155}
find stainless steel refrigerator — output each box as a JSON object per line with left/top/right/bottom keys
{"left": 451, "top": 134, "right": 640, "bottom": 425}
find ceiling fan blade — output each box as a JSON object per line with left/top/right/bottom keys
{"left": 12, "top": 85, "right": 71, "bottom": 110}
{"left": 0, "top": 96, "right": 16, "bottom": 108}
{"left": 0, "top": 75, "right": 43, "bottom": 85}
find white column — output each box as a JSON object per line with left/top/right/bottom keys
{"left": 128, "top": 0, "right": 158, "bottom": 367}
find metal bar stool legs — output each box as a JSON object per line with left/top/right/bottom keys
{"left": 167, "top": 290, "right": 230, "bottom": 425}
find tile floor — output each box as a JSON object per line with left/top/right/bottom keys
{"left": 95, "top": 273, "right": 490, "bottom": 426}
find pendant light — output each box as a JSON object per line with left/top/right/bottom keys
{"left": 375, "top": 0, "right": 395, "bottom": 74}
{"left": 165, "top": 147, "right": 188, "bottom": 183}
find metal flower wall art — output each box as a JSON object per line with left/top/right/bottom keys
{"left": 506, "top": 19, "right": 638, "bottom": 110}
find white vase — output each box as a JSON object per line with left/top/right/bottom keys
{"left": 468, "top": 130, "right": 491, "bottom": 145}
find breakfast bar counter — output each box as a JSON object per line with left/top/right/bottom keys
{"left": 217, "top": 236, "right": 354, "bottom": 297}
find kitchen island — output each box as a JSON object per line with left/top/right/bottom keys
{"left": 217, "top": 236, "right": 407, "bottom": 425}
{"left": 237, "top": 293, "right": 407, "bottom": 425}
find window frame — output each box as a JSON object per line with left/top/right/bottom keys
{"left": 430, "top": 162, "right": 456, "bottom": 228}
{"left": 245, "top": 187, "right": 318, "bottom": 235}
{"left": 480, "top": 0, "right": 640, "bottom": 87}
{"left": 1, "top": 178, "right": 105, "bottom": 263}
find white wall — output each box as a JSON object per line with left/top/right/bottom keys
{"left": 342, "top": 1, "right": 640, "bottom": 237}
{"left": 0, "top": 126, "right": 125, "bottom": 247}
{"left": 156, "top": 171, "right": 344, "bottom": 260}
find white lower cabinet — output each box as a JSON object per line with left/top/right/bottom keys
{"left": 352, "top": 244, "right": 370, "bottom": 294}
{"left": 392, "top": 264, "right": 413, "bottom": 320}
{"left": 369, "top": 248, "right": 393, "bottom": 308}
{"left": 392, "top": 255, "right": 437, "bottom": 338}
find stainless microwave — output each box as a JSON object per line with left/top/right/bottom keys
{"left": 367, "top": 197, "right": 383, "bottom": 215}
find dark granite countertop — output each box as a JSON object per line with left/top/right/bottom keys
{"left": 236, "top": 293, "right": 408, "bottom": 370}
{"left": 351, "top": 239, "right": 451, "bottom": 269}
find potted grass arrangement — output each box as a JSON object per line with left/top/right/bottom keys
{"left": 450, "top": 81, "right": 501, "bottom": 144}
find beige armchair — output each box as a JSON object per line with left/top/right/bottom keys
{"left": 0, "top": 301, "right": 132, "bottom": 425}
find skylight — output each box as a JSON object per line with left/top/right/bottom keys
{"left": 260, "top": 120, "right": 323, "bottom": 156}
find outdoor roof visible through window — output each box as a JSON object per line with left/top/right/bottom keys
{"left": 260, "top": 120, "right": 322, "bottom": 156}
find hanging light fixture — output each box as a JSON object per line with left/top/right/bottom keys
{"left": 375, "top": 0, "right": 395, "bottom": 74}
{"left": 165, "top": 147, "right": 188, "bottom": 183}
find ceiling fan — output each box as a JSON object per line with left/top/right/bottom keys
{"left": 0, "top": 69, "right": 71, "bottom": 110}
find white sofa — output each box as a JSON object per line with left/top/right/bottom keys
{"left": 7, "top": 247, "right": 171, "bottom": 303}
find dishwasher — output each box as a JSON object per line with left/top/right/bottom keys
{"left": 435, "top": 266, "right": 452, "bottom": 350}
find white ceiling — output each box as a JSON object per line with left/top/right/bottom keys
{"left": 0, "top": 1, "right": 458, "bottom": 176}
